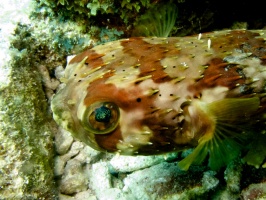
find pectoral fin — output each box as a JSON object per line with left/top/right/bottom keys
{"left": 178, "top": 97, "right": 260, "bottom": 171}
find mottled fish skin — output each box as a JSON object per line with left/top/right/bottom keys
{"left": 51, "top": 30, "right": 266, "bottom": 157}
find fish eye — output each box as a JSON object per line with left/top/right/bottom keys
{"left": 82, "top": 102, "right": 120, "bottom": 134}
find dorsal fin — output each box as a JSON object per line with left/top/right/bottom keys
{"left": 132, "top": 2, "right": 178, "bottom": 37}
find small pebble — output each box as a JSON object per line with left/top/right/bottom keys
{"left": 74, "top": 190, "right": 97, "bottom": 200}
{"left": 74, "top": 145, "right": 101, "bottom": 164}
{"left": 55, "top": 128, "right": 74, "bottom": 155}
{"left": 54, "top": 140, "right": 84, "bottom": 176}
{"left": 60, "top": 159, "right": 88, "bottom": 195}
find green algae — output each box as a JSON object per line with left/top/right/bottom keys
{"left": 36, "top": 0, "right": 152, "bottom": 25}
{"left": 34, "top": 0, "right": 160, "bottom": 39}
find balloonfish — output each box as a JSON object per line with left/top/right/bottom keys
{"left": 51, "top": 29, "right": 266, "bottom": 170}
{"left": 51, "top": 4, "right": 266, "bottom": 171}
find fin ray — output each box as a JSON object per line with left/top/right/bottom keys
{"left": 132, "top": 2, "right": 178, "bottom": 37}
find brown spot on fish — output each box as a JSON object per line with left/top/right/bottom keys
{"left": 94, "top": 127, "right": 123, "bottom": 152}
{"left": 84, "top": 79, "right": 148, "bottom": 111}
{"left": 189, "top": 58, "right": 247, "bottom": 96}
{"left": 260, "top": 55, "right": 266, "bottom": 65}
{"left": 69, "top": 49, "right": 105, "bottom": 68}
{"left": 211, "top": 30, "right": 266, "bottom": 65}
{"left": 121, "top": 38, "right": 180, "bottom": 83}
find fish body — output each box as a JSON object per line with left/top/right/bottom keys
{"left": 51, "top": 30, "right": 266, "bottom": 170}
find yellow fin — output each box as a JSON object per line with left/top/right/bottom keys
{"left": 132, "top": 2, "right": 178, "bottom": 37}
{"left": 178, "top": 97, "right": 260, "bottom": 171}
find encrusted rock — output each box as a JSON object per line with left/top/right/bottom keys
{"left": 109, "top": 153, "right": 177, "bottom": 173}
{"left": 122, "top": 162, "right": 212, "bottom": 199}
{"left": 0, "top": 1, "right": 57, "bottom": 196}
{"left": 241, "top": 182, "right": 266, "bottom": 200}
{"left": 89, "top": 162, "right": 112, "bottom": 194}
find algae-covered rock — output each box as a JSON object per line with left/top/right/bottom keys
{"left": 241, "top": 182, "right": 266, "bottom": 200}
{"left": 0, "top": 0, "right": 57, "bottom": 198}
{"left": 0, "top": 50, "right": 57, "bottom": 198}
{"left": 0, "top": 49, "right": 56, "bottom": 199}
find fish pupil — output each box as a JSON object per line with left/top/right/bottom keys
{"left": 95, "top": 106, "right": 112, "bottom": 123}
